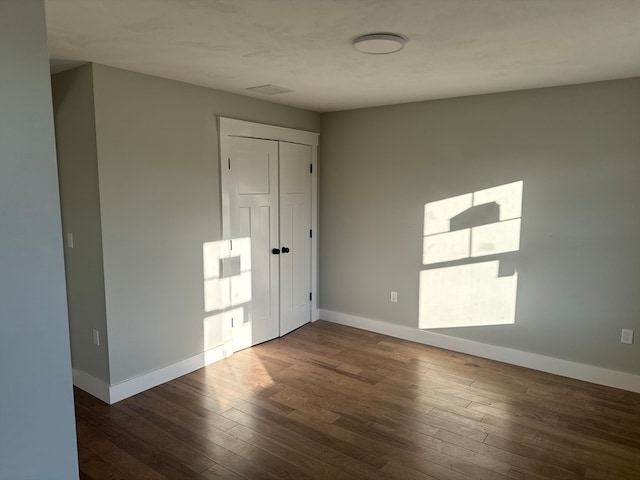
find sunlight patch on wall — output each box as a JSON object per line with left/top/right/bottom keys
{"left": 419, "top": 181, "right": 522, "bottom": 329}
{"left": 202, "top": 238, "right": 252, "bottom": 350}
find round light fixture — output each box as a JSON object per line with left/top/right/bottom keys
{"left": 352, "top": 33, "right": 407, "bottom": 54}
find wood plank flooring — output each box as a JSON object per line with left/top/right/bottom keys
{"left": 75, "top": 321, "right": 640, "bottom": 479}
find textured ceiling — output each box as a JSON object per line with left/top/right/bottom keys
{"left": 45, "top": 0, "right": 640, "bottom": 112}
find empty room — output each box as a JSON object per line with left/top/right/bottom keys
{"left": 1, "top": 1, "right": 639, "bottom": 479}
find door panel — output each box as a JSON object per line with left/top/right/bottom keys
{"left": 250, "top": 206, "right": 273, "bottom": 333}
{"left": 279, "top": 142, "right": 312, "bottom": 335}
{"left": 228, "top": 137, "right": 279, "bottom": 349}
{"left": 237, "top": 150, "right": 272, "bottom": 194}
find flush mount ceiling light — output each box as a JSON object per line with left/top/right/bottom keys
{"left": 352, "top": 33, "right": 407, "bottom": 54}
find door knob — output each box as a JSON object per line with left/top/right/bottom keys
{"left": 281, "top": 247, "right": 290, "bottom": 253}
{"left": 272, "top": 248, "right": 280, "bottom": 254}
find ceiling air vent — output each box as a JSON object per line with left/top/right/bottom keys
{"left": 246, "top": 84, "right": 292, "bottom": 95}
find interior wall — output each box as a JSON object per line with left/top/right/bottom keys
{"left": 319, "top": 78, "right": 640, "bottom": 375}
{"left": 0, "top": 1, "right": 79, "bottom": 478}
{"left": 52, "top": 64, "right": 110, "bottom": 383}
{"left": 91, "top": 64, "right": 320, "bottom": 384}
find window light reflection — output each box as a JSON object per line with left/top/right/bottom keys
{"left": 420, "top": 181, "right": 523, "bottom": 329}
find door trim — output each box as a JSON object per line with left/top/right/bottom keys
{"left": 218, "top": 117, "right": 320, "bottom": 323}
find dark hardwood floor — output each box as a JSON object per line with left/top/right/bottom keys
{"left": 75, "top": 321, "right": 640, "bottom": 479}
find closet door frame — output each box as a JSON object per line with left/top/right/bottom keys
{"left": 218, "top": 117, "right": 320, "bottom": 322}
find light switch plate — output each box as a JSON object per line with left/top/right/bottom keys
{"left": 621, "top": 328, "right": 634, "bottom": 344}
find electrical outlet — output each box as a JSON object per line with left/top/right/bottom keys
{"left": 390, "top": 291, "right": 398, "bottom": 303}
{"left": 621, "top": 329, "right": 634, "bottom": 345}
{"left": 66, "top": 233, "right": 74, "bottom": 249}
{"left": 93, "top": 329, "right": 100, "bottom": 346}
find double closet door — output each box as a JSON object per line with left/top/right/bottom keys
{"left": 224, "top": 135, "right": 312, "bottom": 350}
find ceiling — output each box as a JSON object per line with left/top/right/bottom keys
{"left": 45, "top": 0, "right": 640, "bottom": 113}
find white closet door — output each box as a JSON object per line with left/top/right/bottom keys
{"left": 279, "top": 142, "right": 312, "bottom": 335}
{"left": 227, "top": 136, "right": 279, "bottom": 349}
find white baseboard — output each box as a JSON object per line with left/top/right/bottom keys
{"left": 73, "top": 369, "right": 110, "bottom": 403}
{"left": 311, "top": 308, "right": 321, "bottom": 322}
{"left": 319, "top": 309, "right": 640, "bottom": 394}
{"left": 74, "top": 312, "right": 639, "bottom": 402}
{"left": 73, "top": 343, "right": 233, "bottom": 404}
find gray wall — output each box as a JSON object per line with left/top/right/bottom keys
{"left": 0, "top": 1, "right": 79, "bottom": 478}
{"left": 320, "top": 78, "right": 640, "bottom": 374}
{"left": 52, "top": 64, "right": 110, "bottom": 383}
{"left": 90, "top": 64, "right": 320, "bottom": 384}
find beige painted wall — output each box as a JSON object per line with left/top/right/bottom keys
{"left": 52, "top": 64, "right": 110, "bottom": 383}
{"left": 319, "top": 78, "right": 640, "bottom": 374}
{"left": 90, "top": 64, "right": 320, "bottom": 384}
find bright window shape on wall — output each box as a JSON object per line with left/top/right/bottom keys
{"left": 419, "top": 181, "right": 523, "bottom": 329}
